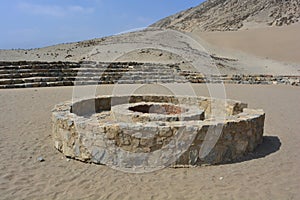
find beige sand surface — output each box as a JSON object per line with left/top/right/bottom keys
{"left": 189, "top": 30, "right": 300, "bottom": 75}
{"left": 196, "top": 23, "right": 300, "bottom": 64}
{"left": 0, "top": 84, "right": 299, "bottom": 200}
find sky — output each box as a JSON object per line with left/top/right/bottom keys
{"left": 0, "top": 0, "right": 204, "bottom": 49}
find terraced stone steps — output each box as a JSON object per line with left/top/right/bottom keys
{"left": 0, "top": 61, "right": 187, "bottom": 89}
{"left": 180, "top": 72, "right": 300, "bottom": 85}
{"left": 0, "top": 61, "right": 299, "bottom": 89}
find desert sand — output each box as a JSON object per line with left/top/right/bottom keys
{"left": 1, "top": 24, "right": 300, "bottom": 200}
{"left": 196, "top": 23, "right": 300, "bottom": 64}
{"left": 0, "top": 84, "right": 299, "bottom": 200}
{"left": 1, "top": 0, "right": 300, "bottom": 199}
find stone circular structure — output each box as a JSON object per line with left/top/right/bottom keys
{"left": 52, "top": 95, "right": 265, "bottom": 170}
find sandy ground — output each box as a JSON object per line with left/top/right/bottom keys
{"left": 196, "top": 23, "right": 300, "bottom": 64}
{"left": 0, "top": 84, "right": 299, "bottom": 200}
{"left": 189, "top": 23, "right": 300, "bottom": 75}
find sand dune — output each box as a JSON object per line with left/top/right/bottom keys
{"left": 0, "top": 84, "right": 299, "bottom": 200}
{"left": 195, "top": 23, "right": 300, "bottom": 64}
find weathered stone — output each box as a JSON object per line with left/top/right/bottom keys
{"left": 52, "top": 94, "right": 265, "bottom": 168}
{"left": 0, "top": 61, "right": 299, "bottom": 89}
{"left": 37, "top": 157, "right": 45, "bottom": 162}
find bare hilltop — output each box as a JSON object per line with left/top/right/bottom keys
{"left": 151, "top": 0, "right": 300, "bottom": 31}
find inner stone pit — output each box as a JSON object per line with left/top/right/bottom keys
{"left": 129, "top": 104, "right": 186, "bottom": 115}
{"left": 112, "top": 102, "right": 204, "bottom": 123}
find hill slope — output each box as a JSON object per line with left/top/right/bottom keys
{"left": 1, "top": 0, "right": 299, "bottom": 75}
{"left": 151, "top": 0, "right": 300, "bottom": 31}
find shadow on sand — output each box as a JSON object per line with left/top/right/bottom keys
{"left": 230, "top": 136, "right": 282, "bottom": 164}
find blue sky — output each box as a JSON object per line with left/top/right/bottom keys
{"left": 0, "top": 0, "right": 204, "bottom": 49}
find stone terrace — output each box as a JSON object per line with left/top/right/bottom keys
{"left": 0, "top": 61, "right": 299, "bottom": 89}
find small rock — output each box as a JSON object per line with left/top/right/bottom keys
{"left": 67, "top": 120, "right": 73, "bottom": 127}
{"left": 37, "top": 157, "right": 45, "bottom": 162}
{"left": 219, "top": 177, "right": 224, "bottom": 180}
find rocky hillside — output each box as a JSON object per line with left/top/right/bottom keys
{"left": 150, "top": 0, "right": 300, "bottom": 31}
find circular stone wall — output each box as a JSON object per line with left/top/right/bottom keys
{"left": 52, "top": 95, "right": 265, "bottom": 169}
